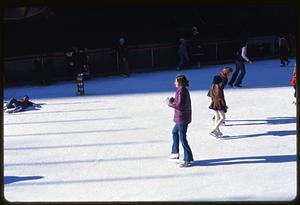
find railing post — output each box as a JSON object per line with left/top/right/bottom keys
{"left": 215, "top": 43, "right": 218, "bottom": 61}
{"left": 151, "top": 48, "right": 154, "bottom": 68}
{"left": 272, "top": 38, "right": 276, "bottom": 56}
{"left": 116, "top": 50, "right": 119, "bottom": 73}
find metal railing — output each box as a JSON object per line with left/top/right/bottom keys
{"left": 4, "top": 35, "right": 295, "bottom": 86}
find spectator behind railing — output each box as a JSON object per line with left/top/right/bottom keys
{"left": 189, "top": 26, "right": 203, "bottom": 67}
{"left": 33, "top": 54, "right": 51, "bottom": 86}
{"left": 177, "top": 38, "right": 189, "bottom": 71}
{"left": 118, "top": 37, "right": 130, "bottom": 77}
{"left": 278, "top": 35, "right": 291, "bottom": 67}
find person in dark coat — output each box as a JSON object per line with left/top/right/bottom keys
{"left": 189, "top": 26, "right": 203, "bottom": 67}
{"left": 209, "top": 75, "right": 228, "bottom": 138}
{"left": 228, "top": 41, "right": 252, "bottom": 88}
{"left": 34, "top": 54, "right": 51, "bottom": 85}
{"left": 118, "top": 37, "right": 130, "bottom": 77}
{"left": 166, "top": 74, "right": 194, "bottom": 167}
{"left": 4, "top": 95, "right": 39, "bottom": 113}
{"left": 278, "top": 36, "right": 290, "bottom": 67}
{"left": 177, "top": 38, "right": 189, "bottom": 70}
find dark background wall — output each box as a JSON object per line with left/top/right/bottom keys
{"left": 4, "top": 5, "right": 296, "bottom": 57}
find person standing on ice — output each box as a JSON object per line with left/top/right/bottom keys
{"left": 228, "top": 41, "right": 252, "bottom": 88}
{"left": 208, "top": 67, "right": 233, "bottom": 125}
{"left": 166, "top": 74, "right": 194, "bottom": 167}
{"left": 278, "top": 35, "right": 290, "bottom": 67}
{"left": 118, "top": 37, "right": 130, "bottom": 77}
{"left": 177, "top": 38, "right": 189, "bottom": 70}
{"left": 290, "top": 64, "right": 296, "bottom": 105}
{"left": 70, "top": 46, "right": 87, "bottom": 95}
{"left": 209, "top": 75, "right": 228, "bottom": 138}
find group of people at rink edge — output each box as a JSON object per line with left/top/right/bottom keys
{"left": 24, "top": 24, "right": 293, "bottom": 97}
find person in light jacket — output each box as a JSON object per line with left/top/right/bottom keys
{"left": 166, "top": 74, "right": 194, "bottom": 167}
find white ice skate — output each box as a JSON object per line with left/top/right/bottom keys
{"left": 168, "top": 153, "right": 180, "bottom": 162}
{"left": 210, "top": 129, "right": 223, "bottom": 138}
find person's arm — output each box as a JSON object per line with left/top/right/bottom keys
{"left": 241, "top": 47, "right": 251, "bottom": 63}
{"left": 168, "top": 89, "right": 183, "bottom": 110}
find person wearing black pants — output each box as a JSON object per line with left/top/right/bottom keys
{"left": 229, "top": 42, "right": 252, "bottom": 88}
{"left": 279, "top": 36, "right": 290, "bottom": 67}
{"left": 118, "top": 37, "right": 130, "bottom": 77}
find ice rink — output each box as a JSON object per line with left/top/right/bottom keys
{"left": 3, "top": 59, "right": 297, "bottom": 201}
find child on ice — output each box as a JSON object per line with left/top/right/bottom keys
{"left": 209, "top": 75, "right": 228, "bottom": 138}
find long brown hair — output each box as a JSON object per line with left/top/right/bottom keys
{"left": 176, "top": 75, "right": 189, "bottom": 87}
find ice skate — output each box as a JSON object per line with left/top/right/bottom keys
{"left": 179, "top": 161, "right": 191, "bottom": 168}
{"left": 168, "top": 153, "right": 180, "bottom": 162}
{"left": 216, "top": 130, "right": 223, "bottom": 138}
{"left": 234, "top": 84, "right": 242, "bottom": 88}
{"left": 210, "top": 129, "right": 219, "bottom": 138}
{"left": 76, "top": 91, "right": 84, "bottom": 96}
{"left": 210, "top": 129, "right": 223, "bottom": 138}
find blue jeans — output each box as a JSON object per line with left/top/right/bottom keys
{"left": 171, "top": 124, "right": 194, "bottom": 162}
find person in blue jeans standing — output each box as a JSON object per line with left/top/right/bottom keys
{"left": 166, "top": 74, "right": 194, "bottom": 167}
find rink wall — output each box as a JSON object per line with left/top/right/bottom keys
{"left": 4, "top": 35, "right": 293, "bottom": 86}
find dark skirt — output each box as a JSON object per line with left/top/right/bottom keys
{"left": 209, "top": 102, "right": 228, "bottom": 113}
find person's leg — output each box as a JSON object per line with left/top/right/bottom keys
{"left": 124, "top": 58, "right": 129, "bottom": 75}
{"left": 178, "top": 124, "right": 194, "bottom": 162}
{"left": 279, "top": 50, "right": 285, "bottom": 66}
{"left": 229, "top": 61, "right": 240, "bottom": 85}
{"left": 214, "top": 111, "right": 225, "bottom": 131}
{"left": 76, "top": 74, "right": 84, "bottom": 95}
{"left": 214, "top": 111, "right": 220, "bottom": 128}
{"left": 178, "top": 54, "right": 184, "bottom": 70}
{"left": 235, "top": 62, "right": 246, "bottom": 86}
{"left": 6, "top": 98, "right": 19, "bottom": 109}
{"left": 285, "top": 51, "right": 290, "bottom": 65}
{"left": 171, "top": 124, "right": 180, "bottom": 155}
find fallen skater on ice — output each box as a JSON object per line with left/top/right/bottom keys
{"left": 3, "top": 95, "right": 41, "bottom": 113}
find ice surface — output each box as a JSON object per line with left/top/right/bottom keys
{"left": 3, "top": 59, "right": 297, "bottom": 201}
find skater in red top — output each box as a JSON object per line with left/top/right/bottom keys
{"left": 290, "top": 64, "right": 296, "bottom": 105}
